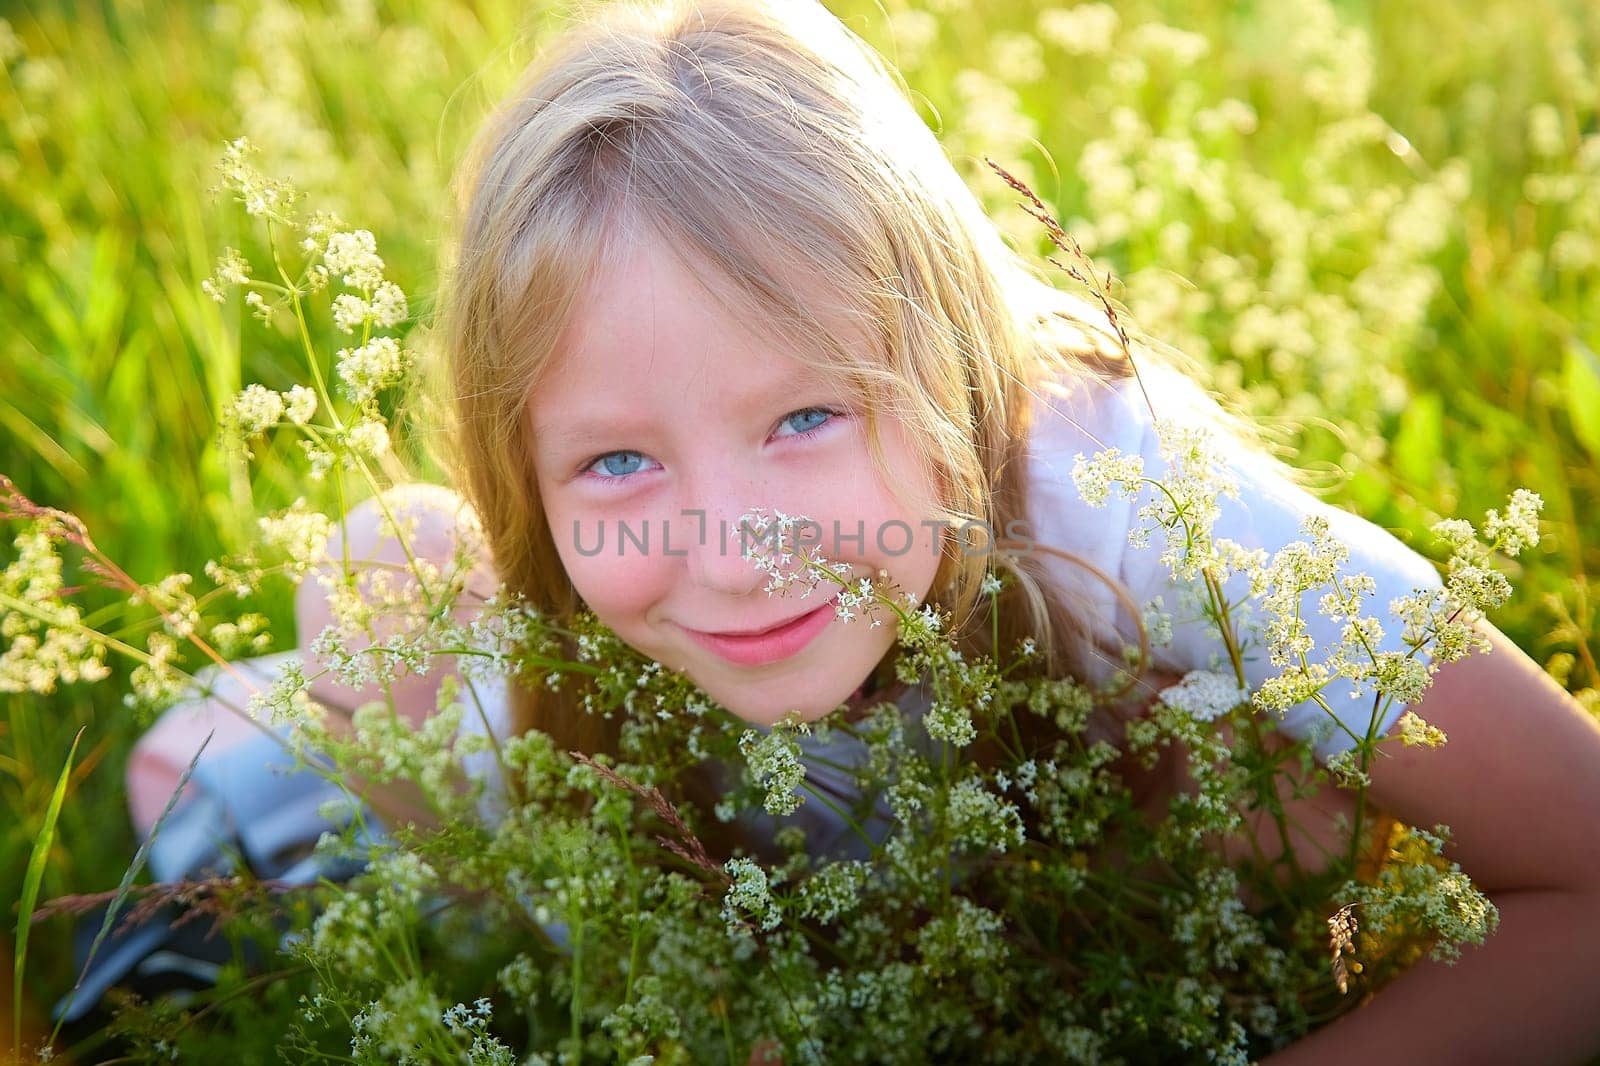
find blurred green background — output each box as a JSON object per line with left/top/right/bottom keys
{"left": 2, "top": 0, "right": 1596, "bottom": 1042}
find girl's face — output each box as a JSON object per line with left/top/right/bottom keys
{"left": 527, "top": 233, "right": 944, "bottom": 726}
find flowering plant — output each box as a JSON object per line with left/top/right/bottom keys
{"left": 6, "top": 142, "right": 1542, "bottom": 1066}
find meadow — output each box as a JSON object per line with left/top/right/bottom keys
{"left": 2, "top": 0, "right": 1597, "bottom": 1059}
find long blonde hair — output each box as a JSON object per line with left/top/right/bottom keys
{"left": 431, "top": 0, "right": 1279, "bottom": 791}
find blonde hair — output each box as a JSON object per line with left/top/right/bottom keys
{"left": 430, "top": 0, "right": 1284, "bottom": 795}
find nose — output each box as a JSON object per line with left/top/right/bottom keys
{"left": 677, "top": 490, "right": 775, "bottom": 600}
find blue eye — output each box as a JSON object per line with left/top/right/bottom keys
{"left": 780, "top": 407, "right": 835, "bottom": 436}
{"left": 596, "top": 452, "right": 646, "bottom": 477}
{"left": 579, "top": 407, "right": 841, "bottom": 485}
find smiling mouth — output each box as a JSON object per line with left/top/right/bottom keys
{"left": 680, "top": 590, "right": 843, "bottom": 668}
{"left": 695, "top": 591, "right": 842, "bottom": 638}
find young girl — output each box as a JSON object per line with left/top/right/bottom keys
{"left": 120, "top": 0, "right": 1600, "bottom": 1061}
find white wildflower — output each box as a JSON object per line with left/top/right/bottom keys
{"left": 243, "top": 289, "right": 273, "bottom": 323}
{"left": 201, "top": 247, "right": 252, "bottom": 302}
{"left": 257, "top": 499, "right": 332, "bottom": 578}
{"left": 1482, "top": 489, "right": 1542, "bottom": 557}
{"left": 738, "top": 719, "right": 809, "bottom": 816}
{"left": 213, "top": 136, "right": 297, "bottom": 219}
{"left": 722, "top": 857, "right": 781, "bottom": 932}
{"left": 1370, "top": 651, "right": 1431, "bottom": 705}
{"left": 332, "top": 293, "right": 369, "bottom": 334}
{"left": 798, "top": 860, "right": 870, "bottom": 924}
{"left": 1141, "top": 595, "right": 1174, "bottom": 649}
{"left": 1325, "top": 748, "right": 1371, "bottom": 789}
{"left": 946, "top": 776, "right": 1026, "bottom": 853}
{"left": 323, "top": 229, "right": 386, "bottom": 290}
{"left": 346, "top": 419, "right": 391, "bottom": 457}
{"left": 1070, "top": 446, "right": 1144, "bottom": 507}
{"left": 1396, "top": 710, "right": 1447, "bottom": 748}
{"left": 283, "top": 384, "right": 317, "bottom": 425}
{"left": 369, "top": 280, "right": 408, "bottom": 327}
{"left": 336, "top": 336, "right": 409, "bottom": 406}
{"left": 228, "top": 383, "right": 284, "bottom": 437}
{"left": 924, "top": 700, "right": 977, "bottom": 747}
{"left": 1158, "top": 669, "right": 1249, "bottom": 723}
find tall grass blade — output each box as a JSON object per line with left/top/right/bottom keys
{"left": 48, "top": 728, "right": 214, "bottom": 1047}
{"left": 14, "top": 726, "right": 84, "bottom": 1058}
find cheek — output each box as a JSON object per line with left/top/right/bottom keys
{"left": 545, "top": 501, "right": 664, "bottom": 628}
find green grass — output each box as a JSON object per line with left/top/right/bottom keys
{"left": 1, "top": 0, "right": 1596, "bottom": 1053}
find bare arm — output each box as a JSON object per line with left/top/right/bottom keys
{"left": 296, "top": 483, "right": 499, "bottom": 832}
{"left": 1260, "top": 618, "right": 1600, "bottom": 1065}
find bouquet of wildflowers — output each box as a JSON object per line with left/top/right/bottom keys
{"left": 6, "top": 141, "right": 1542, "bottom": 1065}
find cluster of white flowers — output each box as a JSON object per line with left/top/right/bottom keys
{"left": 1249, "top": 490, "right": 1539, "bottom": 742}
{"left": 227, "top": 382, "right": 285, "bottom": 437}
{"left": 1167, "top": 866, "right": 1265, "bottom": 973}
{"left": 340, "top": 698, "right": 480, "bottom": 817}
{"left": 914, "top": 897, "right": 1008, "bottom": 978}
{"left": 797, "top": 859, "right": 870, "bottom": 924}
{"left": 336, "top": 335, "right": 410, "bottom": 407}
{"left": 923, "top": 699, "right": 977, "bottom": 747}
{"left": 1396, "top": 709, "right": 1447, "bottom": 748}
{"left": 256, "top": 497, "right": 332, "bottom": 579}
{"left": 1324, "top": 747, "right": 1372, "bottom": 790}
{"left": 205, "top": 612, "right": 272, "bottom": 658}
{"left": 439, "top": 996, "right": 493, "bottom": 1038}
{"left": 734, "top": 506, "right": 844, "bottom": 601}
{"left": 1137, "top": 421, "right": 1243, "bottom": 579}
{"left": 125, "top": 631, "right": 186, "bottom": 713}
{"left": 738, "top": 717, "right": 810, "bottom": 816}
{"left": 1253, "top": 514, "right": 1345, "bottom": 667}
{"left": 1072, "top": 420, "right": 1243, "bottom": 582}
{"left": 460, "top": 588, "right": 551, "bottom": 686}
{"left": 721, "top": 856, "right": 782, "bottom": 933}
{"left": 200, "top": 246, "right": 252, "bottom": 302}
{"left": 129, "top": 571, "right": 201, "bottom": 639}
{"left": 1140, "top": 594, "right": 1175, "bottom": 649}
{"left": 345, "top": 418, "right": 391, "bottom": 458}
{"left": 1069, "top": 445, "right": 1145, "bottom": 507}
{"left": 1367, "top": 650, "right": 1431, "bottom": 705}
{"left": 1157, "top": 668, "right": 1250, "bottom": 723}
{"left": 245, "top": 655, "right": 312, "bottom": 725}
{"left": 331, "top": 279, "right": 408, "bottom": 334}
{"left": 213, "top": 135, "right": 297, "bottom": 220}
{"left": 346, "top": 975, "right": 448, "bottom": 1062}
{"left": 945, "top": 775, "right": 1026, "bottom": 854}
{"left": 1250, "top": 660, "right": 1331, "bottom": 716}
{"left": 1335, "top": 824, "right": 1500, "bottom": 964}
{"left": 283, "top": 384, "right": 317, "bottom": 424}
{"left": 322, "top": 228, "right": 387, "bottom": 290}
{"left": 0, "top": 523, "right": 111, "bottom": 694}
{"left": 833, "top": 574, "right": 892, "bottom": 627}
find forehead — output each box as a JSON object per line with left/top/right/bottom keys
{"left": 527, "top": 229, "right": 863, "bottom": 422}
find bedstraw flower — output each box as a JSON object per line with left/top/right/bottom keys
{"left": 721, "top": 857, "right": 782, "bottom": 933}
{"left": 1158, "top": 669, "right": 1250, "bottom": 723}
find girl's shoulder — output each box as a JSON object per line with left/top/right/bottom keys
{"left": 1020, "top": 363, "right": 1445, "bottom": 765}
{"left": 1018, "top": 362, "right": 1181, "bottom": 612}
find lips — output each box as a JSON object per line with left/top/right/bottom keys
{"left": 706, "top": 608, "right": 824, "bottom": 637}
{"left": 681, "top": 591, "right": 841, "bottom": 667}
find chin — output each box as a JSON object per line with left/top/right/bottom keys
{"left": 702, "top": 673, "right": 855, "bottom": 729}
